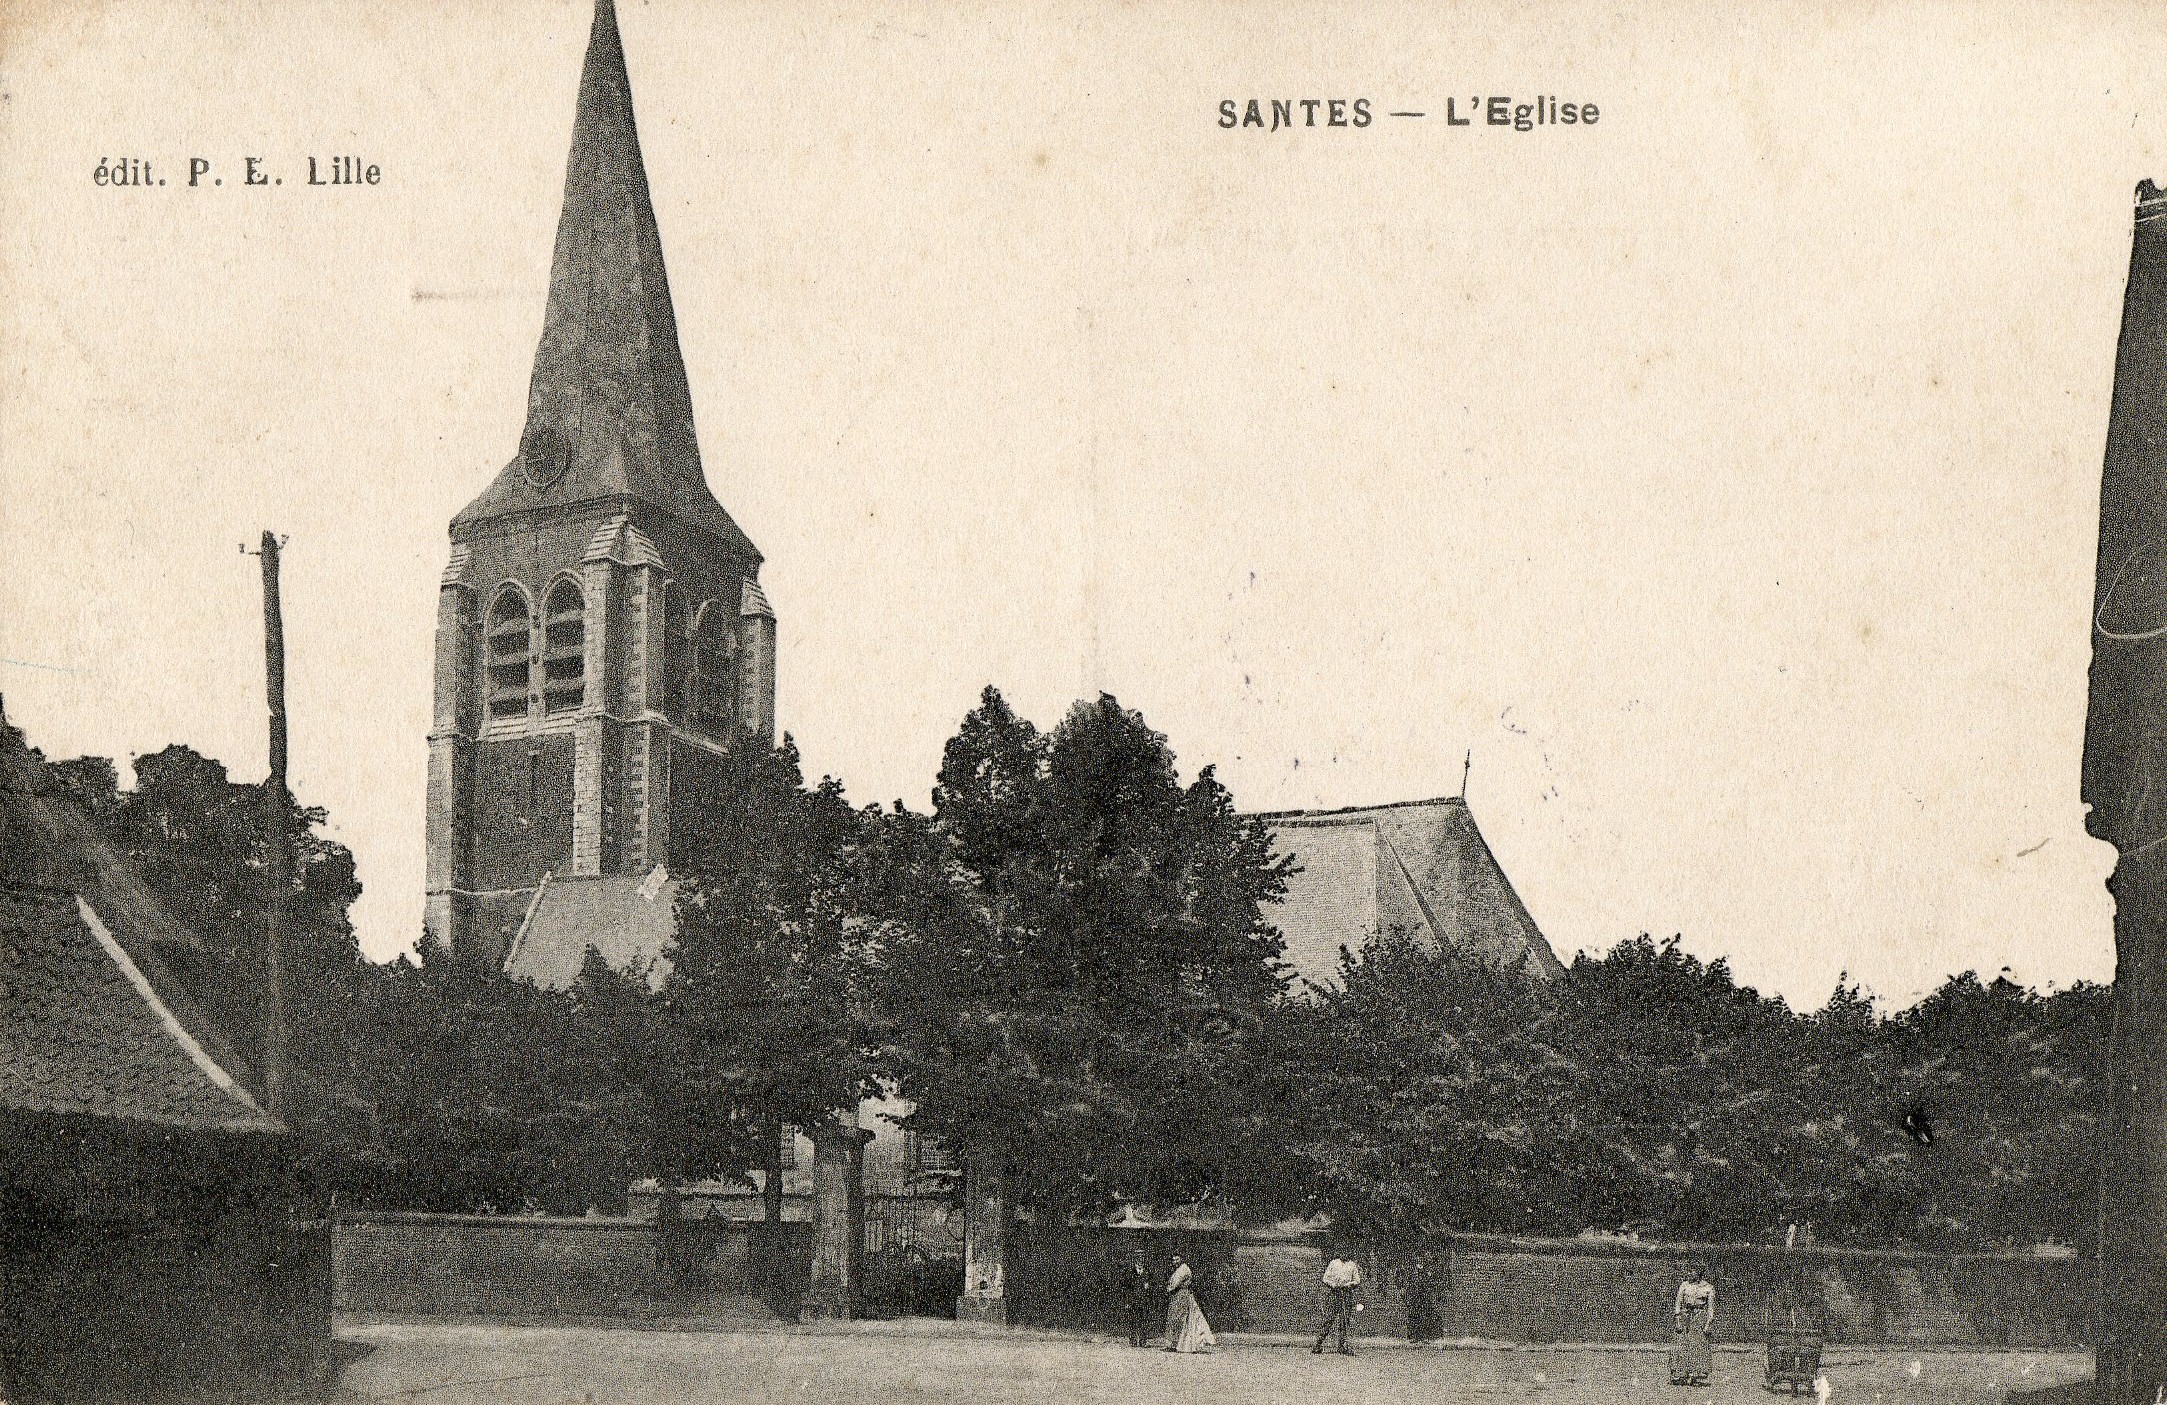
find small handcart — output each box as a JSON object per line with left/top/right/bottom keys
{"left": 1762, "top": 1298, "right": 1824, "bottom": 1395}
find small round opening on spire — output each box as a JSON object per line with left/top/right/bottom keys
{"left": 520, "top": 423, "right": 569, "bottom": 489}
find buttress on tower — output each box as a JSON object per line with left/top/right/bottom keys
{"left": 424, "top": 0, "right": 774, "bottom": 984}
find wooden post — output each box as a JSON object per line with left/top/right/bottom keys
{"left": 258, "top": 530, "right": 291, "bottom": 1122}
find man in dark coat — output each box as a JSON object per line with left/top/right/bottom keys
{"left": 1123, "top": 1247, "right": 1156, "bottom": 1347}
{"left": 1406, "top": 1254, "right": 1442, "bottom": 1343}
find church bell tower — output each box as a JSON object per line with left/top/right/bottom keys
{"left": 424, "top": 0, "right": 776, "bottom": 970}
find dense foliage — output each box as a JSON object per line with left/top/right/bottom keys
{"left": 34, "top": 729, "right": 2109, "bottom": 1250}
{"left": 662, "top": 732, "right": 888, "bottom": 1210}
{"left": 50, "top": 745, "right": 361, "bottom": 1063}
{"left": 47, "top": 742, "right": 657, "bottom": 1214}
{"left": 1277, "top": 930, "right": 2106, "bottom": 1253}
{"left": 309, "top": 949, "right": 661, "bottom": 1214}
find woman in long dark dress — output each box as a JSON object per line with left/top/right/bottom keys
{"left": 1669, "top": 1264, "right": 1716, "bottom": 1386}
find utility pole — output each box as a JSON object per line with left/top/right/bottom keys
{"left": 251, "top": 530, "right": 292, "bottom": 1121}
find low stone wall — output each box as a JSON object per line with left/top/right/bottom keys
{"left": 1437, "top": 1236, "right": 2087, "bottom": 1348}
{"left": 1012, "top": 1228, "right": 2088, "bottom": 1348}
{"left": 334, "top": 1214, "right": 2087, "bottom": 1348}
{"left": 332, "top": 1211, "right": 810, "bottom": 1318}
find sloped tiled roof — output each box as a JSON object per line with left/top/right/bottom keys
{"left": 1, "top": 716, "right": 270, "bottom": 1107}
{"left": 0, "top": 883, "right": 280, "bottom": 1134}
{"left": 0, "top": 727, "right": 201, "bottom": 956}
{"left": 582, "top": 514, "right": 665, "bottom": 569}
{"left": 1259, "top": 795, "right": 1565, "bottom": 990}
{"left": 502, "top": 871, "right": 675, "bottom": 990}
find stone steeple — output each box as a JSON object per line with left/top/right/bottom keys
{"left": 426, "top": 0, "right": 776, "bottom": 972}
{"left": 452, "top": 0, "right": 756, "bottom": 564}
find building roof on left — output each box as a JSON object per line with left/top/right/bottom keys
{"left": 0, "top": 713, "right": 280, "bottom": 1135}
{"left": 0, "top": 718, "right": 201, "bottom": 957}
{"left": 0, "top": 884, "right": 280, "bottom": 1133}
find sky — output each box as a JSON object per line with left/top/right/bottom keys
{"left": 3, "top": 0, "right": 2163, "bottom": 1010}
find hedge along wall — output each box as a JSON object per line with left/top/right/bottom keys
{"left": 332, "top": 1211, "right": 811, "bottom": 1318}
{"left": 1009, "top": 1228, "right": 2090, "bottom": 1348}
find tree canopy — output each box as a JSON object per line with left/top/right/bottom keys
{"left": 1277, "top": 928, "right": 2107, "bottom": 1253}
{"left": 27, "top": 729, "right": 2108, "bottom": 1251}
{"left": 662, "top": 731, "right": 888, "bottom": 1197}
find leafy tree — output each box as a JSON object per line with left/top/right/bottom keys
{"left": 663, "top": 731, "right": 888, "bottom": 1218}
{"left": 1268, "top": 927, "right": 1566, "bottom": 1248}
{"left": 48, "top": 744, "right": 361, "bottom": 1084}
{"left": 1873, "top": 973, "right": 2107, "bottom": 1250}
{"left": 1544, "top": 935, "right": 1808, "bottom": 1241}
{"left": 882, "top": 688, "right": 1295, "bottom": 1219}
{"left": 37, "top": 732, "right": 2108, "bottom": 1247}
{"left": 324, "top": 943, "right": 664, "bottom": 1214}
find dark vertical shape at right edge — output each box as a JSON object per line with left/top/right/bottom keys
{"left": 2082, "top": 178, "right": 2167, "bottom": 1405}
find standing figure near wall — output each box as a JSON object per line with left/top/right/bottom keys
{"left": 1405, "top": 1254, "right": 1442, "bottom": 1344}
{"left": 1669, "top": 1264, "right": 1716, "bottom": 1386}
{"left": 1122, "top": 1247, "right": 1157, "bottom": 1347}
{"left": 1162, "top": 1254, "right": 1216, "bottom": 1354}
{"left": 1312, "top": 1253, "right": 1363, "bottom": 1355}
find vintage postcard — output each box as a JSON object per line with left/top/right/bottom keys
{"left": 3, "top": 1, "right": 2165, "bottom": 1401}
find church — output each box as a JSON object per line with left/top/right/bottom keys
{"left": 419, "top": 8, "right": 1562, "bottom": 1281}
{"left": 425, "top": 0, "right": 1561, "bottom": 1001}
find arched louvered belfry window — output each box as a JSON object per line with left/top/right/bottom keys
{"left": 541, "top": 579, "right": 586, "bottom": 714}
{"left": 689, "top": 603, "right": 737, "bottom": 736}
{"left": 485, "top": 586, "right": 532, "bottom": 722}
{"left": 661, "top": 584, "right": 689, "bottom": 721}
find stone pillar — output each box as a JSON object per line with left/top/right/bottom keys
{"left": 644, "top": 724, "right": 672, "bottom": 871}
{"left": 570, "top": 721, "right": 604, "bottom": 877}
{"left": 627, "top": 570, "right": 660, "bottom": 717}
{"left": 955, "top": 1146, "right": 1010, "bottom": 1325}
{"left": 569, "top": 559, "right": 617, "bottom": 878}
{"left": 801, "top": 1108, "right": 865, "bottom": 1321}
{"left": 583, "top": 557, "right": 620, "bottom": 715}
{"left": 423, "top": 548, "right": 475, "bottom": 956}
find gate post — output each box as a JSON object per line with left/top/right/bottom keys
{"left": 955, "top": 1146, "right": 1010, "bottom": 1325}
{"left": 801, "top": 1107, "right": 864, "bottom": 1320}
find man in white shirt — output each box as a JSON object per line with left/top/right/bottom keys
{"left": 1311, "top": 1254, "right": 1362, "bottom": 1355}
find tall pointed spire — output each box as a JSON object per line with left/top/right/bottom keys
{"left": 453, "top": 0, "right": 755, "bottom": 561}
{"left": 2084, "top": 178, "right": 2167, "bottom": 1405}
